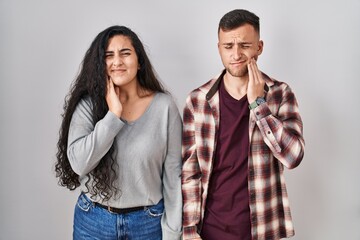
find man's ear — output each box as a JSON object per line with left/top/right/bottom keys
{"left": 257, "top": 40, "right": 264, "bottom": 56}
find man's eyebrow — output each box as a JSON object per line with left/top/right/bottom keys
{"left": 221, "top": 42, "right": 233, "bottom": 45}
{"left": 221, "top": 41, "right": 252, "bottom": 45}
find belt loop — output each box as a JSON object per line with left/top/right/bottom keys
{"left": 107, "top": 206, "right": 113, "bottom": 213}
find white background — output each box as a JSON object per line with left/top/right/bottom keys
{"left": 1, "top": 0, "right": 359, "bottom": 239}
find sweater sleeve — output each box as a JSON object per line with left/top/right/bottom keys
{"left": 67, "top": 98, "right": 125, "bottom": 176}
{"left": 161, "top": 99, "right": 183, "bottom": 240}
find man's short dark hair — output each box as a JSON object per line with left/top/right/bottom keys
{"left": 218, "top": 9, "right": 260, "bottom": 34}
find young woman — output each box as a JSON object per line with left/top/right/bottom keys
{"left": 55, "top": 25, "right": 182, "bottom": 239}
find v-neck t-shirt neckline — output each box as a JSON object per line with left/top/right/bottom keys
{"left": 120, "top": 92, "right": 158, "bottom": 125}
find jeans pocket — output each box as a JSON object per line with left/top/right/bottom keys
{"left": 76, "top": 193, "right": 93, "bottom": 212}
{"left": 146, "top": 199, "right": 164, "bottom": 218}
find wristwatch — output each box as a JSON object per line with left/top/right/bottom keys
{"left": 249, "top": 97, "right": 266, "bottom": 109}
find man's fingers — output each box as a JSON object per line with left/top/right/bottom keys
{"left": 253, "top": 60, "right": 264, "bottom": 84}
{"left": 248, "top": 60, "right": 255, "bottom": 83}
{"left": 249, "top": 58, "right": 261, "bottom": 84}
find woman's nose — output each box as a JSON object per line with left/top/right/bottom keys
{"left": 112, "top": 56, "right": 122, "bottom": 66}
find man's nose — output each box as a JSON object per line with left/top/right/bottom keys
{"left": 232, "top": 46, "right": 242, "bottom": 60}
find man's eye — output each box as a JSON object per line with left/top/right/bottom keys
{"left": 105, "top": 54, "right": 113, "bottom": 58}
{"left": 122, "top": 52, "right": 130, "bottom": 56}
{"left": 224, "top": 46, "right": 232, "bottom": 49}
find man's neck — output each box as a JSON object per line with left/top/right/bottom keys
{"left": 223, "top": 72, "right": 248, "bottom": 100}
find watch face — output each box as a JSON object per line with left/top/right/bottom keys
{"left": 256, "top": 97, "right": 266, "bottom": 105}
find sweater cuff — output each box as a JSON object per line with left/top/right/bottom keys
{"left": 182, "top": 226, "right": 200, "bottom": 239}
{"left": 103, "top": 111, "right": 125, "bottom": 133}
{"left": 162, "top": 227, "right": 182, "bottom": 240}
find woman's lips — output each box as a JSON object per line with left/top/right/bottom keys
{"left": 112, "top": 69, "right": 126, "bottom": 73}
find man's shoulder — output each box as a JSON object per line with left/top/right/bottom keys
{"left": 262, "top": 72, "right": 291, "bottom": 91}
{"left": 187, "top": 73, "right": 222, "bottom": 97}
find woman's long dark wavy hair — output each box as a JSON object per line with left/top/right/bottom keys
{"left": 55, "top": 25, "right": 165, "bottom": 201}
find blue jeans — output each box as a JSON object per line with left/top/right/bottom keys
{"left": 73, "top": 193, "right": 163, "bottom": 240}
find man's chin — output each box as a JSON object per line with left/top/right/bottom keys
{"left": 227, "top": 68, "right": 248, "bottom": 78}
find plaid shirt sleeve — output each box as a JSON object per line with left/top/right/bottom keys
{"left": 181, "top": 95, "right": 202, "bottom": 240}
{"left": 251, "top": 83, "right": 305, "bottom": 169}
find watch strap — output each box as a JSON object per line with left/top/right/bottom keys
{"left": 249, "top": 97, "right": 266, "bottom": 110}
{"left": 249, "top": 100, "right": 258, "bottom": 109}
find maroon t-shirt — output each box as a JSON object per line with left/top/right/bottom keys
{"left": 201, "top": 79, "right": 251, "bottom": 240}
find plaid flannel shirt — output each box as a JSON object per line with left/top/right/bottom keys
{"left": 182, "top": 71, "right": 305, "bottom": 240}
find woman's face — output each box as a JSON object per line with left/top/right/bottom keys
{"left": 105, "top": 35, "right": 139, "bottom": 88}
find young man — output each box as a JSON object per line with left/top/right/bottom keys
{"left": 182, "top": 9, "right": 305, "bottom": 240}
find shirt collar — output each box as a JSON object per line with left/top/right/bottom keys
{"left": 205, "top": 69, "right": 274, "bottom": 100}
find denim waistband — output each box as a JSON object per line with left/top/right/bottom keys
{"left": 79, "top": 192, "right": 151, "bottom": 214}
{"left": 95, "top": 202, "right": 147, "bottom": 214}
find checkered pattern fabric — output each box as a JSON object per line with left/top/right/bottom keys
{"left": 182, "top": 71, "right": 305, "bottom": 240}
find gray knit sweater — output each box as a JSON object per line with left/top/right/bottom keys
{"left": 67, "top": 92, "right": 182, "bottom": 239}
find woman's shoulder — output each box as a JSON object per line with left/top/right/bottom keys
{"left": 153, "top": 92, "right": 180, "bottom": 113}
{"left": 76, "top": 95, "right": 93, "bottom": 109}
{"left": 154, "top": 92, "right": 174, "bottom": 105}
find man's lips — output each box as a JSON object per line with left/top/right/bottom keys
{"left": 230, "top": 60, "right": 247, "bottom": 66}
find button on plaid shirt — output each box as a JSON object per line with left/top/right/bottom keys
{"left": 182, "top": 71, "right": 305, "bottom": 240}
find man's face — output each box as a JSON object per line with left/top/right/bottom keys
{"left": 218, "top": 24, "right": 263, "bottom": 78}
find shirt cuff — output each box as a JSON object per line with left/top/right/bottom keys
{"left": 252, "top": 103, "right": 272, "bottom": 121}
